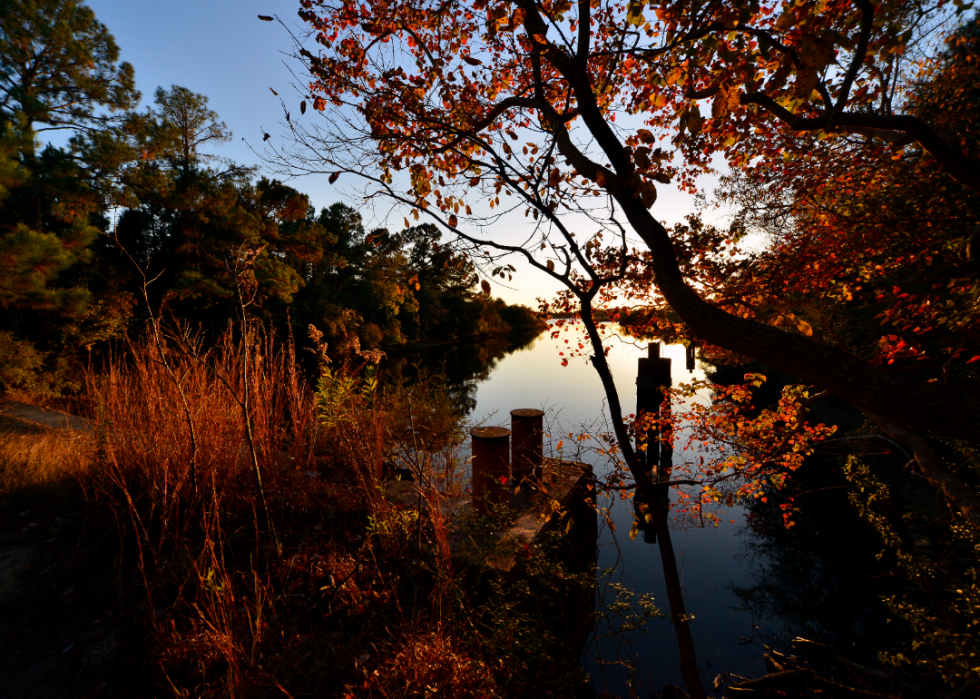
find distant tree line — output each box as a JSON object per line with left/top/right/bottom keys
{"left": 0, "top": 0, "right": 542, "bottom": 396}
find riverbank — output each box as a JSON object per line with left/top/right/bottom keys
{"left": 0, "top": 327, "right": 596, "bottom": 698}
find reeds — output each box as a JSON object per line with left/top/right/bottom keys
{"left": 0, "top": 416, "right": 93, "bottom": 495}
{"left": 81, "top": 326, "right": 328, "bottom": 695}
{"left": 74, "top": 324, "right": 487, "bottom": 697}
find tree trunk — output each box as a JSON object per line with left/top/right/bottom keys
{"left": 615, "top": 194, "right": 980, "bottom": 445}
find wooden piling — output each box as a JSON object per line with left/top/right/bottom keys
{"left": 636, "top": 343, "right": 672, "bottom": 475}
{"left": 685, "top": 343, "right": 696, "bottom": 373}
{"left": 471, "top": 426, "right": 511, "bottom": 514}
{"left": 510, "top": 408, "right": 545, "bottom": 484}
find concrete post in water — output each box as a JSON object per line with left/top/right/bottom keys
{"left": 685, "top": 342, "right": 696, "bottom": 373}
{"left": 471, "top": 426, "right": 511, "bottom": 514}
{"left": 511, "top": 409, "right": 545, "bottom": 484}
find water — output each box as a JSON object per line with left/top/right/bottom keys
{"left": 389, "top": 324, "right": 887, "bottom": 697}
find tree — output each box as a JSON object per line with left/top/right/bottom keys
{"left": 0, "top": 0, "right": 139, "bottom": 393}
{"left": 267, "top": 4, "right": 980, "bottom": 692}
{"left": 109, "top": 86, "right": 326, "bottom": 320}
{"left": 150, "top": 85, "right": 232, "bottom": 172}
{"left": 273, "top": 0, "right": 980, "bottom": 477}
{"left": 0, "top": 0, "right": 137, "bottom": 142}
{"left": 0, "top": 0, "right": 136, "bottom": 297}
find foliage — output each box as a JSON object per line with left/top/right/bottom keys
{"left": 0, "top": 12, "right": 541, "bottom": 404}
{"left": 627, "top": 374, "right": 838, "bottom": 526}
{"left": 0, "top": 0, "right": 139, "bottom": 392}
{"left": 0, "top": 0, "right": 137, "bottom": 135}
{"left": 844, "top": 452, "right": 980, "bottom": 685}
{"left": 705, "top": 15, "right": 980, "bottom": 377}
{"left": 316, "top": 362, "right": 379, "bottom": 428}
{"left": 277, "top": 0, "right": 980, "bottom": 514}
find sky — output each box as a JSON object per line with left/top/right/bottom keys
{"left": 81, "top": 0, "right": 727, "bottom": 307}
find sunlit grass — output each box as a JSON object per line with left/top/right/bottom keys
{"left": 0, "top": 415, "right": 94, "bottom": 495}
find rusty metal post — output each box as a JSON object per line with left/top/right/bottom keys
{"left": 510, "top": 409, "right": 544, "bottom": 484}
{"left": 471, "top": 426, "right": 511, "bottom": 514}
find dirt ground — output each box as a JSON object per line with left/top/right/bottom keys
{"left": 0, "top": 407, "right": 150, "bottom": 698}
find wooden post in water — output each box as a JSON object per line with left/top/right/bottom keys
{"left": 635, "top": 343, "right": 673, "bottom": 543}
{"left": 636, "top": 342, "right": 672, "bottom": 476}
{"left": 685, "top": 342, "right": 696, "bottom": 373}
{"left": 510, "top": 408, "right": 544, "bottom": 485}
{"left": 471, "top": 426, "right": 511, "bottom": 514}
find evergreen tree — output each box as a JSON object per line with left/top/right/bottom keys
{"left": 0, "top": 0, "right": 137, "bottom": 141}
{"left": 0, "top": 0, "right": 136, "bottom": 394}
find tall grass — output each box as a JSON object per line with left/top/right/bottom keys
{"left": 2, "top": 313, "right": 595, "bottom": 697}
{"left": 83, "top": 326, "right": 329, "bottom": 694}
{"left": 0, "top": 416, "right": 93, "bottom": 495}
{"left": 79, "top": 324, "right": 490, "bottom": 697}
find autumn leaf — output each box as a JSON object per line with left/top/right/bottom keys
{"left": 258, "top": 14, "right": 274, "bottom": 21}
{"left": 480, "top": 279, "right": 491, "bottom": 294}
{"left": 712, "top": 87, "right": 730, "bottom": 119}
{"left": 686, "top": 109, "right": 703, "bottom": 134}
{"left": 300, "top": 100, "right": 306, "bottom": 114}
{"left": 626, "top": 1, "right": 644, "bottom": 27}
{"left": 634, "top": 146, "right": 652, "bottom": 171}
{"left": 329, "top": 172, "right": 339, "bottom": 184}
{"left": 448, "top": 214, "right": 458, "bottom": 227}
{"left": 638, "top": 180, "right": 657, "bottom": 208}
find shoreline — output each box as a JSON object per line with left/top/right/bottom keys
{"left": 380, "top": 325, "right": 547, "bottom": 356}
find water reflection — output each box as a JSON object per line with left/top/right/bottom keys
{"left": 380, "top": 330, "right": 542, "bottom": 417}
{"left": 384, "top": 329, "right": 889, "bottom": 698}
{"left": 729, "top": 454, "right": 895, "bottom": 654}
{"left": 633, "top": 345, "right": 706, "bottom": 698}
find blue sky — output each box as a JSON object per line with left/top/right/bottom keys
{"left": 82, "top": 0, "right": 723, "bottom": 307}
{"left": 85, "top": 1, "right": 325, "bottom": 197}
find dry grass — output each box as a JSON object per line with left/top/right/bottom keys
{"left": 79, "top": 327, "right": 330, "bottom": 695}
{"left": 0, "top": 416, "right": 94, "bottom": 495}
{"left": 360, "top": 623, "right": 498, "bottom": 698}
{"left": 72, "top": 326, "right": 491, "bottom": 697}
{"left": 1, "top": 324, "right": 578, "bottom": 699}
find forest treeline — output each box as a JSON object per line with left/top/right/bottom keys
{"left": 0, "top": 2, "right": 542, "bottom": 398}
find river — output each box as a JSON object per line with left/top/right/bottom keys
{"left": 386, "top": 323, "right": 888, "bottom": 697}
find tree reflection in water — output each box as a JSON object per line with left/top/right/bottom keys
{"left": 380, "top": 331, "right": 542, "bottom": 418}
{"left": 730, "top": 454, "right": 897, "bottom": 657}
